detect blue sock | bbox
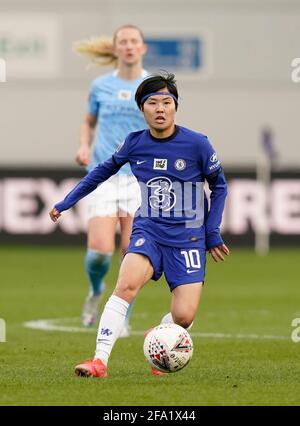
[84,249,112,296]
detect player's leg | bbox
[86,215,117,291]
[82,216,118,327]
[76,231,162,377]
[170,282,203,329]
[161,247,206,330]
[75,253,153,377]
[117,174,142,336]
[75,231,162,377]
[82,179,119,327]
[95,252,153,363]
[119,213,134,258]
[118,212,135,337]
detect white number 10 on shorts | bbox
[180,249,201,272]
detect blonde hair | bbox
[73,25,145,68]
[73,36,116,67]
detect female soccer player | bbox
[74,25,148,332]
[50,72,230,377]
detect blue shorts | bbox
[126,231,206,291]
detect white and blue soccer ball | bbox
[143,323,193,373]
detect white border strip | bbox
[23,318,289,341]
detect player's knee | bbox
[85,250,111,266]
[114,279,139,302]
[88,233,115,252]
[88,241,115,252]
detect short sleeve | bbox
[200,136,222,177]
[87,82,100,117]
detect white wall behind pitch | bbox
[0,0,299,167]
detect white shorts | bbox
[86,174,141,219]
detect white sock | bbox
[161,312,193,331]
[161,312,174,324]
[94,295,129,365]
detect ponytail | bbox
[73,36,117,67]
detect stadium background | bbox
[0,0,300,407]
[0,0,299,246]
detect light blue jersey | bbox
[87,70,148,174]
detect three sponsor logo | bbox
[147,176,176,211]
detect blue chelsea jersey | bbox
[87,70,148,173]
[55,125,227,249]
[112,126,227,248]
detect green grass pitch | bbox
[0,245,299,406]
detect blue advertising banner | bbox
[144,37,202,72]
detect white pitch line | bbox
[24,319,93,333]
[23,318,289,341]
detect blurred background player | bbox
[74,25,148,333]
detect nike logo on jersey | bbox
[187,269,198,274]
[136,160,146,165]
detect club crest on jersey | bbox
[134,238,145,247]
[118,90,132,100]
[153,159,168,170]
[174,159,186,171]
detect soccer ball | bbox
[143,323,193,373]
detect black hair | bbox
[135,71,178,110]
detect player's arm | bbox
[199,136,229,262]
[50,137,131,221]
[76,80,100,166]
[205,170,230,262]
[49,157,122,221]
[76,113,97,166]
[205,169,229,262]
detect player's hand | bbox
[209,244,230,262]
[49,207,61,223]
[75,145,90,166]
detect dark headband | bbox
[140,91,178,105]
